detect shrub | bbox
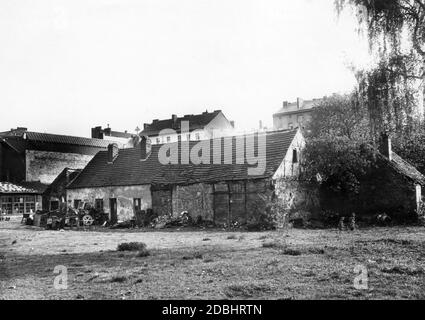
[117,242,147,252]
[110,275,128,283]
[137,248,150,258]
[282,248,302,256]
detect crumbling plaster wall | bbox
[26,150,93,184]
[67,185,151,221]
[172,183,214,221]
[273,130,305,178]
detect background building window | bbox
[166,136,171,143]
[195,133,200,140]
[156,138,161,144]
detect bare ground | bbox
[0,221,424,300]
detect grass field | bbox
[1,221,424,300]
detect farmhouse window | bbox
[292,149,298,163]
[134,198,142,212]
[95,199,104,212]
[74,199,81,209]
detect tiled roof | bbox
[25,132,112,148]
[141,110,222,136]
[0,131,118,155]
[67,129,299,189]
[0,182,41,194]
[384,152,425,185]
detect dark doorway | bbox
[109,198,117,224]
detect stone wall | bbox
[67,185,151,221]
[274,178,320,222]
[26,150,94,184]
[172,184,214,221]
[320,165,420,220]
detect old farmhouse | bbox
[66,129,308,225]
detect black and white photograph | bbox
[0,0,425,306]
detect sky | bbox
[0,0,371,137]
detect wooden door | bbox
[109,198,117,224]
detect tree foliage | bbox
[336,1,425,137]
[335,0,425,61]
[303,94,376,194]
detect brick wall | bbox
[26,150,93,184]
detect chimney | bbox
[104,127,112,136]
[91,126,103,139]
[107,143,119,164]
[143,123,150,130]
[172,114,178,128]
[283,101,289,108]
[297,98,304,110]
[259,120,263,130]
[10,127,28,136]
[380,133,392,161]
[230,121,235,128]
[140,136,152,161]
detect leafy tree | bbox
[303,94,376,195]
[336,1,425,173]
[307,93,370,141]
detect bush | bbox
[137,248,150,258]
[281,248,302,256]
[110,275,128,283]
[117,242,147,252]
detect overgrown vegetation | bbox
[117,242,147,252]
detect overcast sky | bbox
[0,0,370,137]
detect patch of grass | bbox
[262,241,286,249]
[117,242,147,252]
[238,236,246,241]
[202,238,211,242]
[381,265,424,276]
[137,248,150,258]
[227,235,237,240]
[258,235,269,240]
[224,283,272,298]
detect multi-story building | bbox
[140,110,235,145]
[0,127,118,185]
[273,98,322,131]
